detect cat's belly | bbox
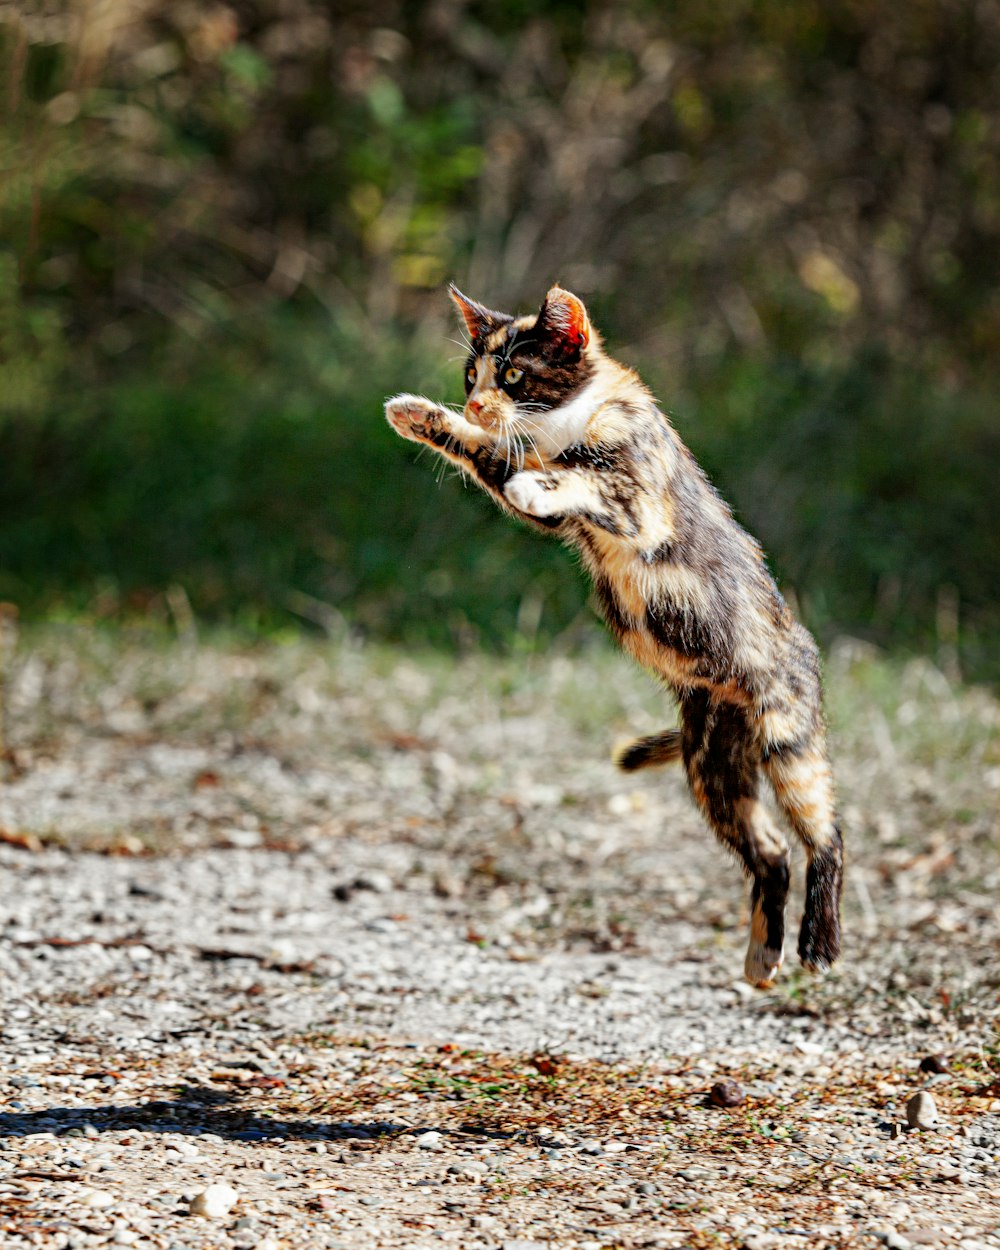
[594,559,772,699]
[621,627,699,684]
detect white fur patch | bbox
[522,378,603,457]
[505,473,550,516]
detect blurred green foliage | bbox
[0,0,998,678]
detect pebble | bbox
[415,1131,443,1149]
[447,1159,488,1176]
[709,1079,745,1108]
[918,1054,949,1074]
[81,1188,116,1208]
[872,1231,911,1250]
[189,1181,239,1218]
[906,1091,938,1129]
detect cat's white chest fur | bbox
[528,379,601,456]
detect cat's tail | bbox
[614,728,683,772]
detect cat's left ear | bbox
[449,284,505,343]
[536,286,590,359]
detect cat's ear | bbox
[449,284,504,343]
[536,286,590,359]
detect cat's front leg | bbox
[385,393,492,453]
[505,469,602,519]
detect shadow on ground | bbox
[0,1090,516,1145]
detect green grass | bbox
[1,313,998,683]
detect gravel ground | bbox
[0,623,997,1249]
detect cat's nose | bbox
[467,397,483,417]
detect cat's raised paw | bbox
[385,394,446,442]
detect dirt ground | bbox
[0,623,997,1249]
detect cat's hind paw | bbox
[385,394,447,442]
[744,942,784,990]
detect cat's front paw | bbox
[385,394,447,442]
[505,471,556,517]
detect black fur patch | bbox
[646,596,730,662]
[761,736,810,763]
[754,859,790,952]
[798,828,844,969]
[593,575,635,638]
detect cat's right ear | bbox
[449,284,503,343]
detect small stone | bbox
[358,1195,382,1207]
[81,1188,116,1208]
[415,1131,443,1149]
[890,1122,905,1139]
[709,1079,745,1108]
[354,870,392,893]
[742,1236,777,1250]
[918,1054,949,1074]
[875,1232,911,1250]
[906,1091,938,1129]
[189,1181,239,1218]
[636,1181,657,1195]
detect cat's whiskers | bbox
[495,413,528,473]
[506,414,543,469]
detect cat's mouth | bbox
[464,400,505,431]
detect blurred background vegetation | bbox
[1,0,998,679]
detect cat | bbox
[385,284,843,987]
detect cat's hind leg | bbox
[681,693,790,988]
[763,734,843,973]
[757,639,843,974]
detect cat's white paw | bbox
[385,394,446,441]
[505,472,552,516]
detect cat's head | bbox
[449,284,599,455]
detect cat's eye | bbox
[503,367,524,385]
[465,366,476,388]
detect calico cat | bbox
[385,285,843,987]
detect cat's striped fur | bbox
[385,284,843,987]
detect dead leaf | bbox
[0,828,42,852]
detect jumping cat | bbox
[385,285,843,987]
